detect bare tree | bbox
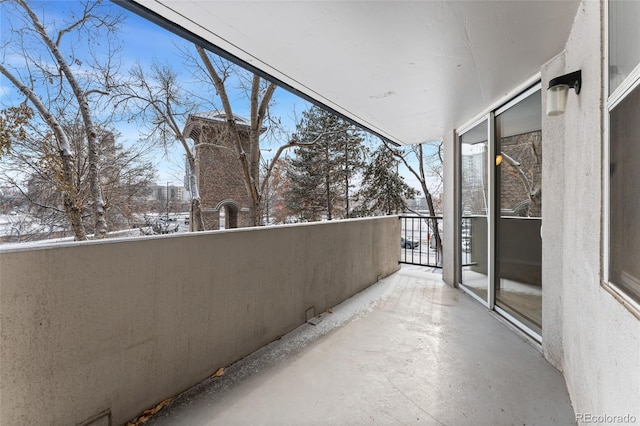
[0,0,124,239]
[381,139,443,250]
[194,45,278,226]
[0,186,60,243]
[0,64,87,239]
[0,119,156,241]
[113,62,206,231]
[99,134,157,230]
[173,43,356,227]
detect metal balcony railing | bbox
[399,215,443,268]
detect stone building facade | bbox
[183,112,252,230]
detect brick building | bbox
[461,129,542,218]
[498,130,542,217]
[183,112,252,230]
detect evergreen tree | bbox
[353,145,418,216]
[285,144,327,222]
[285,107,366,221]
[339,128,368,218]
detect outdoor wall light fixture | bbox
[546,70,582,116]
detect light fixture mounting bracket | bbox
[548,70,582,94]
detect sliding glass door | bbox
[495,89,542,337]
[459,85,542,339]
[459,119,490,305]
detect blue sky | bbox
[1,0,312,184]
[1,1,436,195]
[112,1,314,183]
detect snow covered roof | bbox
[193,111,250,126]
[183,111,251,140]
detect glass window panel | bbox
[609,84,640,306]
[495,90,542,335]
[460,120,489,303]
[609,0,640,94]
[496,91,542,218]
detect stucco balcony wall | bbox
[0,216,400,425]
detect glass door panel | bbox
[495,89,542,336]
[460,120,489,304]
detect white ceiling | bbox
[130,1,579,145]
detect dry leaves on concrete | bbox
[126,397,174,426]
[211,367,224,378]
[125,366,226,425]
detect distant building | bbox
[146,184,189,207]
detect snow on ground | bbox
[0,213,190,250]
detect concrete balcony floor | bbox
[146,266,574,426]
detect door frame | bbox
[458,82,543,341]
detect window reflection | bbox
[609,84,640,306]
[460,121,489,303]
[495,90,542,335]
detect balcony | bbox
[0,217,573,425]
[146,266,574,425]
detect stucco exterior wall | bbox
[0,217,400,425]
[541,51,566,371]
[543,0,640,421]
